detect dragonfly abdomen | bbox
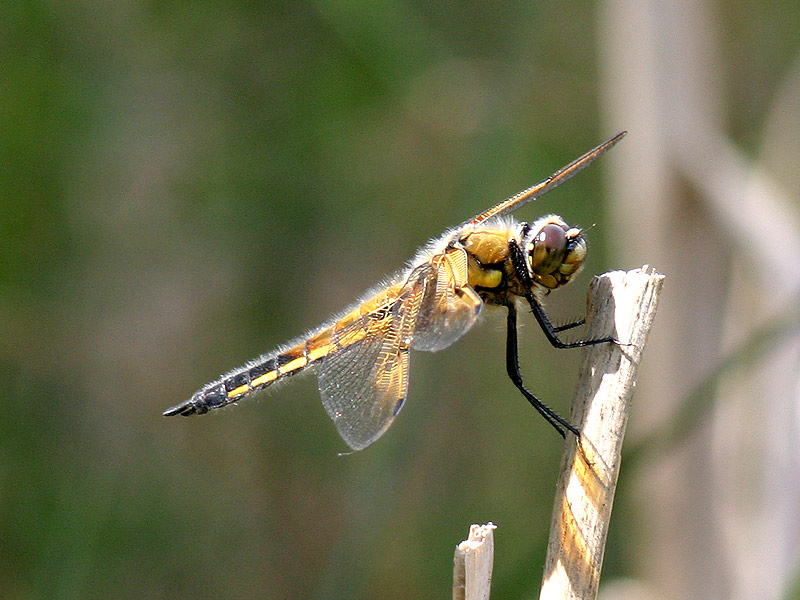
[164,337,327,416]
[165,284,404,417]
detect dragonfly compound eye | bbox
[531,223,568,277]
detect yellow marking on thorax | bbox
[461,229,512,290]
[467,259,503,289]
[462,229,512,265]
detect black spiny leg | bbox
[505,302,579,439]
[552,318,585,333]
[527,296,615,349]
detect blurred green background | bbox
[3,1,799,599]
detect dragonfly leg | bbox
[552,317,586,333]
[504,302,579,439]
[527,296,616,349]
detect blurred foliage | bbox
[1,1,797,598]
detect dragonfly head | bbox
[524,216,587,290]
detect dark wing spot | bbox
[393,397,405,416]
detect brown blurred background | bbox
[2,1,799,598]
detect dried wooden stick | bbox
[539,267,664,600]
[453,523,497,600]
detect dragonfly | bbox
[164,131,627,450]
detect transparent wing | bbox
[411,247,483,352]
[317,265,430,450]
[466,131,627,225]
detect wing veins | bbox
[316,264,433,449]
[466,131,627,225]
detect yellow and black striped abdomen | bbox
[164,332,335,416]
[163,281,406,417]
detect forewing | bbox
[317,267,429,450]
[466,132,626,225]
